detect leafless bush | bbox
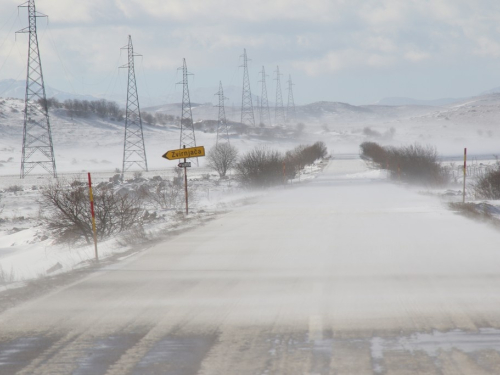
[40,179,143,244]
[284,141,328,176]
[146,181,184,210]
[146,180,198,210]
[120,224,148,245]
[473,166,500,199]
[206,142,239,178]
[363,127,381,137]
[360,141,447,186]
[0,264,15,285]
[6,185,23,193]
[236,147,284,188]
[236,142,328,187]
[360,141,388,167]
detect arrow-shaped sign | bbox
[162,146,205,160]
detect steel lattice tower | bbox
[286,75,296,124]
[177,58,198,164]
[215,81,230,145]
[17,0,56,178]
[274,66,285,126]
[240,49,255,127]
[121,35,148,177]
[258,66,271,126]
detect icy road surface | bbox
[2,159,500,374]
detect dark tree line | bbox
[38,97,177,125]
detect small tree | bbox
[206,142,239,178]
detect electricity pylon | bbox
[177,58,198,165]
[17,0,56,178]
[215,81,230,145]
[240,49,255,127]
[258,66,271,126]
[274,66,285,126]
[286,75,296,124]
[120,35,148,177]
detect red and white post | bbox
[463,148,467,203]
[88,172,99,262]
[183,145,189,215]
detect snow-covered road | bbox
[1,159,500,374]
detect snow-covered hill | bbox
[1,90,500,177]
[0,79,98,103]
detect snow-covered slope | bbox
[1,90,500,177]
[0,79,98,102]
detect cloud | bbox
[2,0,500,103]
[404,50,430,62]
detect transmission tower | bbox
[258,66,271,126]
[120,35,148,177]
[274,66,285,126]
[17,0,56,178]
[240,49,255,126]
[215,81,230,145]
[286,75,296,124]
[177,58,198,164]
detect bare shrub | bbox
[145,179,198,210]
[236,147,284,188]
[120,224,148,245]
[473,166,500,199]
[285,141,328,171]
[6,185,23,193]
[40,179,143,244]
[360,142,388,167]
[360,142,447,186]
[236,142,328,187]
[206,142,239,178]
[363,127,381,137]
[147,181,184,210]
[0,264,15,285]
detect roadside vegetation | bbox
[360,141,448,186]
[236,142,328,188]
[40,179,144,244]
[206,143,239,178]
[472,165,500,199]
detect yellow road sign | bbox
[162,146,205,160]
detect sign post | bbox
[162,145,205,215]
[183,146,189,215]
[87,172,98,262]
[463,148,467,203]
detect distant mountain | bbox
[153,85,263,107]
[0,79,98,102]
[480,87,500,95]
[375,97,465,107]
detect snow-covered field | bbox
[1,92,500,289]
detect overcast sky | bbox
[1,0,500,106]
